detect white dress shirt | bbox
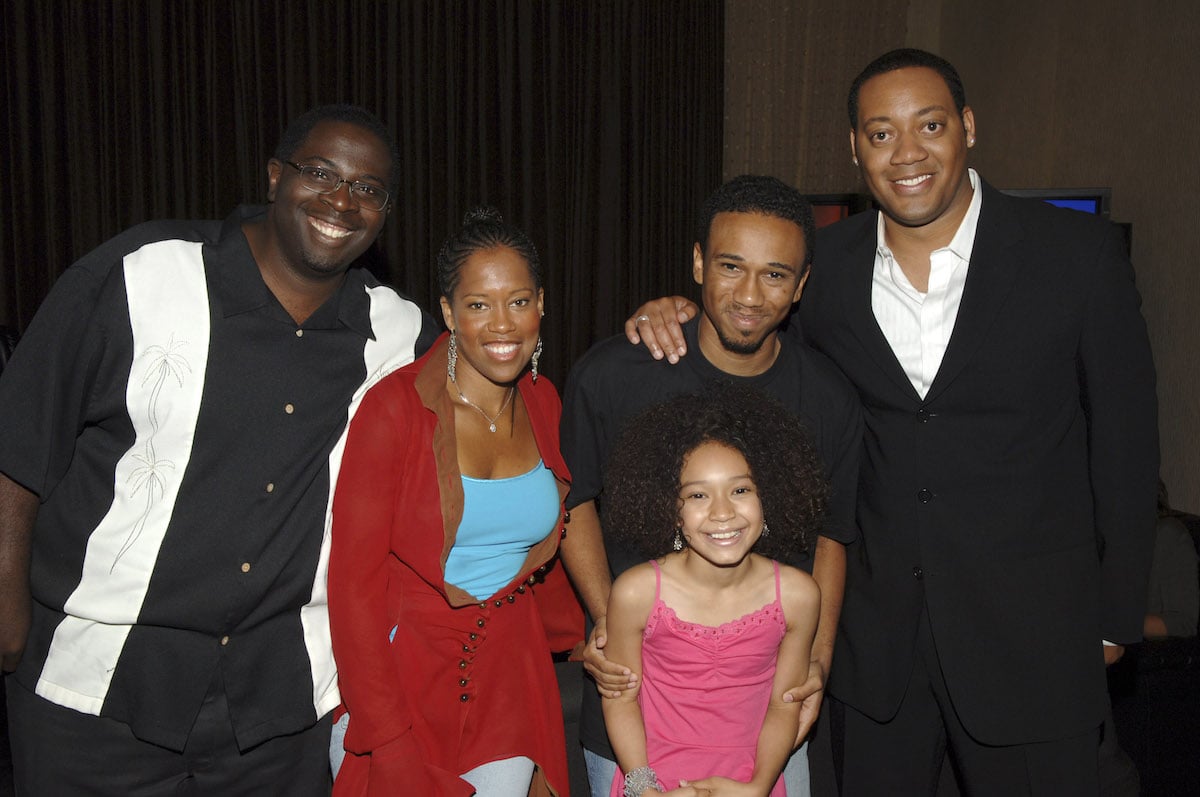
[871,168,983,398]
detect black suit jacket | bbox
[799,181,1159,745]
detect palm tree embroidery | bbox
[111,335,191,572]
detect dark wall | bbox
[0,1,724,388]
[723,0,1199,513]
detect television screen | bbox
[999,188,1111,218]
[1001,188,1129,253]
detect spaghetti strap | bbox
[650,558,663,601]
[772,560,782,604]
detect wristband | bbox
[623,765,664,797]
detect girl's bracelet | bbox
[623,765,664,797]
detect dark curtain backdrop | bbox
[0,0,723,387]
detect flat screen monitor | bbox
[999,188,1111,218]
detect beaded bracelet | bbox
[623,765,664,797]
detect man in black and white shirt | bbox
[0,105,436,794]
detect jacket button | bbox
[913,566,924,580]
[459,660,467,669]
[917,409,930,423]
[917,488,933,503]
[459,678,468,687]
[460,694,469,702]
[476,618,486,628]
[469,633,478,641]
[506,594,515,603]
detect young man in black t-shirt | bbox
[558,175,862,797]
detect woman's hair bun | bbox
[463,205,503,226]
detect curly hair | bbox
[436,206,542,299]
[602,384,829,562]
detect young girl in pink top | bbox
[601,386,826,797]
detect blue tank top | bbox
[445,460,559,600]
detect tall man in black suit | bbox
[629,49,1158,794]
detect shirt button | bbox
[918,488,933,503]
[476,618,485,628]
[469,633,478,641]
[266,483,275,493]
[295,329,304,338]
[913,566,924,580]
[460,694,469,702]
[462,644,470,653]
[459,678,468,687]
[459,660,468,669]
[220,635,230,646]
[284,403,295,414]
[240,562,251,573]
[917,409,930,423]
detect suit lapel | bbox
[834,213,922,402]
[924,183,1026,403]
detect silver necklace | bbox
[455,385,514,432]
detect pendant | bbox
[488,423,497,433]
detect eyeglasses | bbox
[284,161,390,212]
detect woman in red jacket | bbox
[329,207,578,796]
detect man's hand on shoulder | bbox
[624,297,698,363]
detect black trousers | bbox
[7,673,332,796]
[839,608,1101,797]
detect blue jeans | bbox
[329,712,350,781]
[585,742,810,796]
[462,756,536,796]
[333,712,534,794]
[584,748,618,797]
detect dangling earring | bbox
[761,521,770,538]
[447,331,458,383]
[531,337,543,382]
[672,527,684,551]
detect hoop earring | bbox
[672,527,684,551]
[447,331,458,383]
[531,337,543,382]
